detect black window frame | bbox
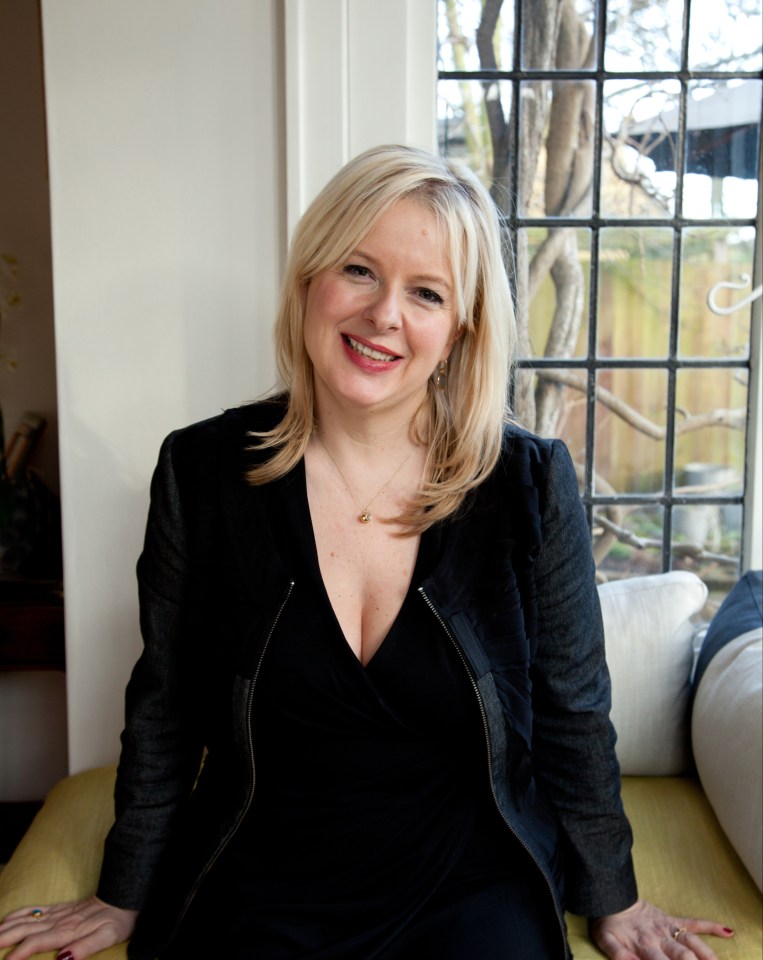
[438,0,762,577]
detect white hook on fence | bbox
[706,273,763,316]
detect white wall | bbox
[41,0,438,774]
[41,0,285,773]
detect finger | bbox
[2,928,70,960]
[1,903,54,922]
[59,923,129,960]
[681,918,735,940]
[662,925,725,960]
[5,942,69,960]
[632,945,669,960]
[0,913,57,948]
[47,908,135,960]
[593,928,640,960]
[0,904,92,956]
[0,904,70,937]
[0,911,101,960]
[675,930,720,960]
[0,901,78,935]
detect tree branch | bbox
[593,511,739,567]
[536,369,745,437]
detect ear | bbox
[442,321,464,360]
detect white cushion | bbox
[692,627,763,891]
[598,571,707,775]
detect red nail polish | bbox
[57,952,74,960]
[724,927,734,934]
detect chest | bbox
[308,505,421,666]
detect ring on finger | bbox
[30,909,44,921]
[672,927,687,941]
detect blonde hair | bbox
[249,144,516,533]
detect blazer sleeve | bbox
[97,431,206,911]
[530,439,638,917]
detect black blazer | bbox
[98,398,636,960]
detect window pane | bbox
[674,368,748,491]
[438,79,513,200]
[522,0,597,70]
[602,79,680,218]
[438,0,515,72]
[683,80,761,218]
[605,0,684,72]
[689,0,763,71]
[522,227,591,358]
[671,503,742,602]
[594,368,667,494]
[596,504,665,580]
[679,227,755,359]
[519,80,595,217]
[514,369,588,455]
[673,377,746,607]
[437,0,757,600]
[597,228,673,358]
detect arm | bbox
[98,430,206,909]
[0,433,203,960]
[531,441,734,958]
[530,439,636,916]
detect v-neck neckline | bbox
[280,459,441,670]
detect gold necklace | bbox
[315,432,413,524]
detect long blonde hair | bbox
[249,144,516,533]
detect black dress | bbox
[164,471,557,959]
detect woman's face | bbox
[303,198,458,423]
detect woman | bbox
[0,145,733,960]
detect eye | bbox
[343,263,372,279]
[416,287,445,306]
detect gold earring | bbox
[435,360,448,390]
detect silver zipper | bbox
[418,585,569,959]
[171,580,295,933]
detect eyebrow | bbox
[351,248,453,293]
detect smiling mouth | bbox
[343,335,401,362]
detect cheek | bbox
[305,280,362,333]
[419,316,460,361]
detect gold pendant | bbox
[359,511,372,523]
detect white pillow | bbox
[598,571,707,775]
[692,627,763,891]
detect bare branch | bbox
[593,511,738,567]
[569,458,627,565]
[444,0,491,181]
[536,369,746,437]
[477,0,512,204]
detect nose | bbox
[365,285,402,330]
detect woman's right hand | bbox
[0,895,137,960]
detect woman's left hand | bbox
[590,899,734,959]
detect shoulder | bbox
[149,396,289,500]
[477,423,580,525]
[171,394,288,445]
[165,395,288,464]
[495,421,559,488]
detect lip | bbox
[341,333,403,371]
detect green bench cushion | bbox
[1,769,761,959]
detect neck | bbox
[309,398,428,525]
[312,397,424,461]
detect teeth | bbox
[345,336,397,362]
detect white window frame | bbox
[283,0,437,232]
